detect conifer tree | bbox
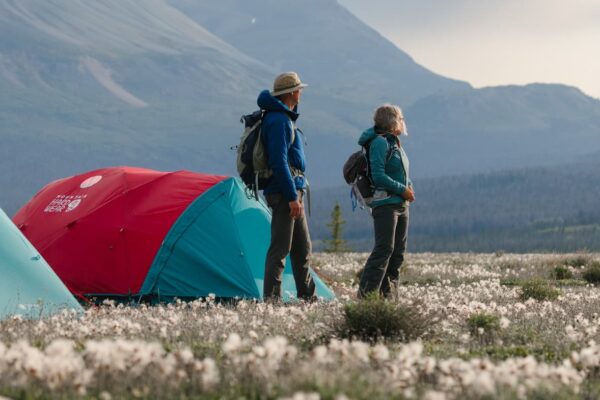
[324,202,350,252]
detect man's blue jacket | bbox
[257,90,307,202]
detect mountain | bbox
[404,84,600,177]
[0,0,271,108]
[165,0,473,185]
[1,0,600,230]
[167,0,469,108]
[166,0,600,181]
[311,159,600,252]
[0,0,470,213]
[0,0,274,213]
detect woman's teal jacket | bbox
[358,127,411,208]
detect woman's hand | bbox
[402,187,415,202]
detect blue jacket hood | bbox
[358,127,399,147]
[257,90,299,121]
[358,127,378,146]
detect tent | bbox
[0,209,82,319]
[13,167,334,302]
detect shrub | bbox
[583,261,600,284]
[467,313,500,335]
[551,266,573,280]
[498,259,528,270]
[467,313,500,344]
[563,255,591,268]
[519,280,561,301]
[337,294,430,342]
[500,277,522,286]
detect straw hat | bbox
[270,72,308,96]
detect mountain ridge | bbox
[1,0,600,235]
[404,83,600,177]
[167,0,471,107]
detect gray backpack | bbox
[343,137,392,208]
[236,110,295,199]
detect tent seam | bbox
[224,179,262,298]
[139,185,229,296]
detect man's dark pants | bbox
[358,203,409,298]
[264,192,315,300]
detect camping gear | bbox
[0,208,82,319]
[13,167,334,302]
[236,110,272,198]
[343,138,392,210]
[235,110,299,200]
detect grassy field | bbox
[3,252,600,399]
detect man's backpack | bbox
[235,110,295,199]
[343,138,392,209]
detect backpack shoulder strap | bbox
[385,140,394,161]
[378,135,394,162]
[291,125,299,146]
[363,135,393,159]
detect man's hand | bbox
[289,200,304,219]
[402,187,415,202]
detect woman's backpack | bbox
[342,138,392,209]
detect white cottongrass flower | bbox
[423,390,447,400]
[471,371,495,396]
[222,333,244,354]
[312,345,330,364]
[195,357,220,388]
[0,252,599,398]
[278,392,320,400]
[334,395,350,400]
[371,343,390,362]
[99,392,112,400]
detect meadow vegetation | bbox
[2,253,600,399]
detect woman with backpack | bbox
[358,104,415,298]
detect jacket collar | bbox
[257,90,299,121]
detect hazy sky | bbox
[338,0,600,99]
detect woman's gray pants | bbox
[358,203,409,298]
[263,193,315,300]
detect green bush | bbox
[467,313,500,344]
[583,261,600,284]
[551,265,573,280]
[500,277,522,286]
[520,280,561,301]
[562,255,591,268]
[468,345,529,360]
[498,259,528,270]
[338,295,429,342]
[467,313,500,335]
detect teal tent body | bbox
[0,209,82,319]
[140,178,335,301]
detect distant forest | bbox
[310,160,600,252]
[6,159,599,254]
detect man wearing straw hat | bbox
[257,72,315,301]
